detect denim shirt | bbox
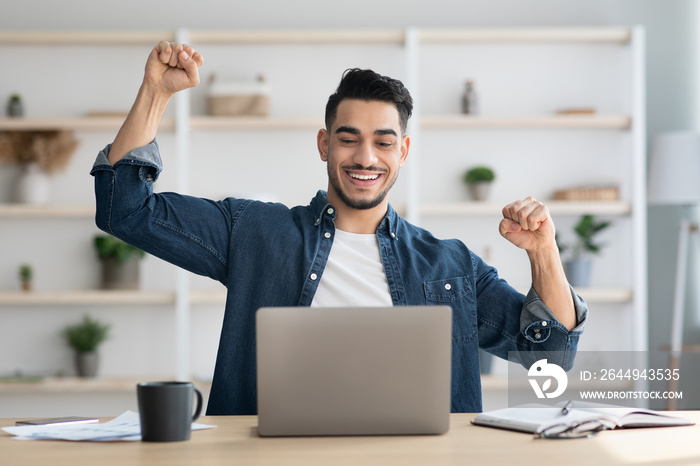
[91,140,587,415]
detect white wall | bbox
[0,0,668,29]
[1,0,699,410]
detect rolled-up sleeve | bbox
[90,140,162,238]
[90,139,233,284]
[90,139,162,181]
[520,285,587,343]
[474,251,587,372]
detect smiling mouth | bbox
[348,172,381,181]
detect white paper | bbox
[2,411,216,441]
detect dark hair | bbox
[325,68,413,135]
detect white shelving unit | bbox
[0,27,647,387]
[411,26,647,356]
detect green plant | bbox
[463,166,495,184]
[94,235,145,263]
[558,214,612,260]
[62,315,111,353]
[18,264,32,281]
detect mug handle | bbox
[192,387,203,422]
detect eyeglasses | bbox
[535,420,608,440]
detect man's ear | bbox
[399,135,410,167]
[317,129,329,162]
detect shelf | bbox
[571,288,634,303]
[512,287,633,303]
[0,290,174,306]
[0,116,175,131]
[0,30,175,45]
[0,27,632,47]
[0,117,172,132]
[190,289,227,305]
[189,29,405,45]
[195,115,632,130]
[190,116,323,130]
[418,27,632,44]
[0,204,95,219]
[0,289,227,306]
[0,115,630,132]
[419,201,632,217]
[0,376,211,393]
[422,115,631,130]
[480,374,636,392]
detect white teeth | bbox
[349,173,379,180]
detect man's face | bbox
[318,99,409,211]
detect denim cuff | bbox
[520,285,587,342]
[90,139,163,182]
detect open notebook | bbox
[472,401,694,434]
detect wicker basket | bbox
[552,185,620,201]
[207,75,269,116]
[208,95,269,116]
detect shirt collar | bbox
[309,190,400,240]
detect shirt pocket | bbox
[424,276,477,344]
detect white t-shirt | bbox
[310,228,393,307]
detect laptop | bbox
[255,305,452,436]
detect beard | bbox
[327,164,397,210]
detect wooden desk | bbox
[2,412,700,465]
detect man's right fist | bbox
[144,41,204,96]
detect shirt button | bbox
[444,283,452,291]
[327,208,334,215]
[324,232,331,239]
[390,232,396,239]
[542,321,548,327]
[535,333,542,339]
[310,273,318,281]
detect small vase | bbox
[468,182,491,201]
[100,256,140,289]
[13,163,51,204]
[75,351,100,377]
[564,259,592,287]
[7,96,24,117]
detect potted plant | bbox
[62,315,111,377]
[463,166,495,201]
[558,214,612,287]
[6,94,24,117]
[94,235,146,289]
[18,264,32,291]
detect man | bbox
[92,41,587,415]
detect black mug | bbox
[137,381,203,442]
